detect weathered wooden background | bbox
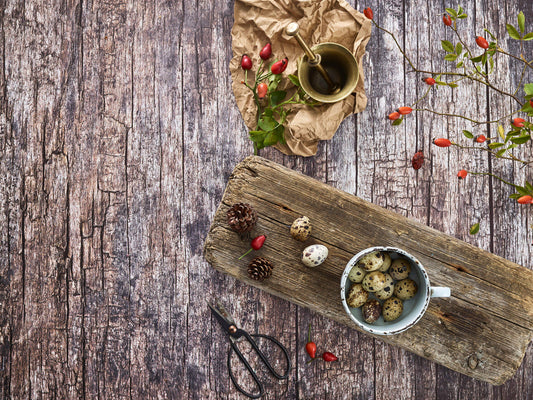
[1,0,532,399]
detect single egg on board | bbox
[301,244,328,268]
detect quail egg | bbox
[375,273,395,300]
[389,258,411,280]
[348,264,367,283]
[394,278,418,300]
[383,297,404,321]
[357,251,385,272]
[362,299,382,324]
[346,283,369,308]
[378,252,392,272]
[362,271,387,292]
[290,216,312,242]
[301,244,328,268]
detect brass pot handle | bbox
[285,22,338,93]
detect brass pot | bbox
[297,42,359,103]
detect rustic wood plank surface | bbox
[1,0,532,399]
[204,155,533,385]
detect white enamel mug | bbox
[340,247,451,335]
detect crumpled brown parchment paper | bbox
[230,0,372,156]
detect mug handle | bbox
[430,287,451,298]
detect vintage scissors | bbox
[208,301,291,398]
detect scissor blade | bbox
[208,301,235,332]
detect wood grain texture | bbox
[1,0,533,398]
[204,155,533,386]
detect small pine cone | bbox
[247,257,274,281]
[227,203,257,233]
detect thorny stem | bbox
[497,47,533,69]
[452,142,527,164]
[372,20,523,104]
[467,171,519,189]
[416,108,520,126]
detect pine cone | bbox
[227,203,257,233]
[248,257,274,281]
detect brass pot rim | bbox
[297,42,359,104]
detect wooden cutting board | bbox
[203,155,533,385]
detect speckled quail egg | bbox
[382,297,404,321]
[357,251,385,272]
[378,252,392,272]
[361,271,387,292]
[389,258,412,280]
[301,244,328,268]
[375,273,395,300]
[346,283,369,308]
[394,278,418,300]
[348,264,367,283]
[290,216,312,242]
[362,299,382,324]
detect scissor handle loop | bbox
[228,340,264,399]
[227,330,291,398]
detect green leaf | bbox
[258,115,278,131]
[506,24,521,40]
[524,84,533,95]
[267,74,281,91]
[446,8,458,18]
[484,28,496,40]
[510,193,523,199]
[445,54,458,61]
[518,11,525,34]
[436,80,447,86]
[448,83,458,88]
[441,40,455,53]
[458,6,464,15]
[523,32,533,41]
[516,186,530,196]
[525,181,533,192]
[288,74,300,87]
[463,130,474,139]
[263,131,278,147]
[455,42,463,55]
[392,117,403,126]
[488,142,504,149]
[496,148,507,157]
[489,56,494,73]
[481,52,487,65]
[249,130,266,139]
[470,55,483,63]
[520,101,533,113]
[511,135,531,144]
[498,124,505,139]
[269,90,287,106]
[456,61,464,68]
[458,14,467,19]
[469,223,480,235]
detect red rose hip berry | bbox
[388,111,400,121]
[259,43,272,60]
[411,151,424,170]
[241,54,253,70]
[433,138,452,147]
[257,82,268,99]
[457,169,468,179]
[363,7,373,20]
[475,36,489,49]
[517,195,533,204]
[443,14,452,26]
[397,106,412,115]
[474,134,486,143]
[423,77,436,85]
[512,118,525,128]
[271,57,288,74]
